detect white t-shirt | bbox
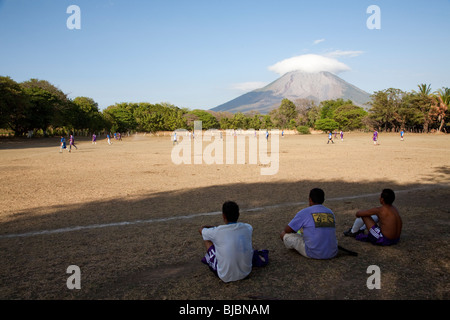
[202,222,253,282]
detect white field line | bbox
[0,184,447,239]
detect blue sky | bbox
[0,0,449,110]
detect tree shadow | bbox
[0,178,422,236]
[420,165,450,184]
[0,136,94,150]
[0,178,449,300]
[434,165,450,176]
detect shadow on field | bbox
[0,178,430,236]
[421,165,450,184]
[0,136,95,150]
[0,179,449,300]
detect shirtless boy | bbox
[353,189,402,246]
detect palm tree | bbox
[415,83,433,132]
[432,87,450,132]
[418,83,432,95]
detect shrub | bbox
[297,125,311,134]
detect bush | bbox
[296,126,311,134]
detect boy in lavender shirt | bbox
[280,188,338,259]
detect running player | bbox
[59,136,67,153]
[69,134,78,152]
[373,130,378,145]
[327,131,334,144]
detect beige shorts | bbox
[283,233,309,258]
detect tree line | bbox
[1,75,448,137]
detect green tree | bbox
[306,104,321,128]
[218,116,232,130]
[320,99,353,120]
[0,76,30,135]
[186,109,219,130]
[161,103,187,131]
[103,103,137,133]
[72,97,105,133]
[247,112,263,130]
[230,112,249,129]
[431,87,450,132]
[333,104,367,130]
[413,84,434,132]
[132,103,184,133]
[314,118,339,132]
[369,88,406,131]
[397,92,423,131]
[270,98,298,128]
[20,79,69,135]
[261,114,273,129]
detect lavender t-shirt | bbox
[288,204,338,259]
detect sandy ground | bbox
[0,131,449,302]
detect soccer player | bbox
[173,131,178,145]
[59,136,67,153]
[69,134,78,152]
[373,130,378,145]
[327,131,334,144]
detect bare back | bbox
[377,205,402,240]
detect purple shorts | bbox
[201,246,269,270]
[201,245,218,276]
[356,225,399,246]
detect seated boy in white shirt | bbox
[199,201,254,283]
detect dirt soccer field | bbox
[0,131,449,300]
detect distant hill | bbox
[211,71,372,114]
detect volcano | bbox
[211,71,372,114]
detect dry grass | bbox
[0,132,449,300]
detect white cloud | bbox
[313,39,325,45]
[325,50,364,58]
[230,81,268,92]
[268,54,351,75]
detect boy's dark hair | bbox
[222,201,239,222]
[309,188,325,204]
[381,189,395,205]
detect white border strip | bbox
[0,185,446,239]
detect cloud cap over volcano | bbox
[268,53,352,75]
